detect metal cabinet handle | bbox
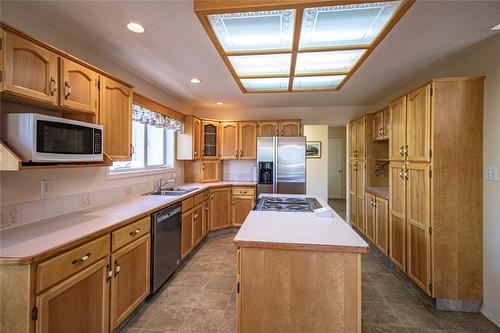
[240,150,243,158]
[106,264,112,281]
[114,260,120,277]
[49,77,57,96]
[205,206,208,212]
[194,150,197,156]
[211,194,214,199]
[399,146,405,157]
[130,145,135,157]
[72,253,91,264]
[241,191,247,194]
[353,150,358,157]
[232,199,235,206]
[399,169,405,179]
[193,214,198,220]
[202,163,205,170]
[129,228,140,236]
[405,170,409,180]
[405,145,409,157]
[64,81,72,99]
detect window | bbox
[110,104,180,173]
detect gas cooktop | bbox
[254,197,322,212]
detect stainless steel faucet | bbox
[157,174,176,191]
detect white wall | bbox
[303,125,329,201]
[223,160,256,182]
[328,127,347,199]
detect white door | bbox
[328,137,342,199]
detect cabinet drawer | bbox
[37,235,110,293]
[204,190,210,201]
[233,187,255,196]
[194,192,205,206]
[112,216,150,252]
[182,197,194,212]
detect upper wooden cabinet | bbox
[406,85,431,162]
[99,76,133,161]
[177,116,201,160]
[201,120,219,159]
[220,122,238,159]
[349,116,368,160]
[373,107,390,141]
[3,31,58,105]
[349,121,357,159]
[389,96,407,161]
[238,122,257,159]
[59,57,99,114]
[258,121,279,136]
[279,120,301,136]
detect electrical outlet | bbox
[41,180,51,196]
[486,167,498,181]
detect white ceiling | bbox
[2,1,500,111]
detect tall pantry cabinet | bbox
[388,77,483,306]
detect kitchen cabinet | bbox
[232,187,256,227]
[258,121,279,136]
[406,85,431,162]
[389,96,407,161]
[238,122,257,159]
[99,76,133,161]
[356,118,366,160]
[3,31,59,105]
[202,160,220,182]
[192,203,204,246]
[0,27,4,91]
[349,162,358,229]
[110,234,150,330]
[220,122,239,159]
[349,121,357,159]
[279,120,301,136]
[35,258,110,333]
[356,161,366,233]
[177,115,201,160]
[383,108,391,140]
[209,187,231,231]
[365,193,376,242]
[59,57,99,114]
[201,120,219,159]
[181,210,194,259]
[389,162,406,271]
[203,198,210,237]
[373,107,389,141]
[184,160,221,183]
[375,196,389,256]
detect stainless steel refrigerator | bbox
[256,137,306,196]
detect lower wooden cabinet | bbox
[375,197,389,256]
[210,187,231,231]
[389,162,406,271]
[181,210,194,259]
[110,234,150,330]
[232,195,255,226]
[203,199,210,237]
[35,257,110,333]
[192,203,204,246]
[365,193,376,242]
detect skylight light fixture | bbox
[194,0,413,93]
[126,22,145,33]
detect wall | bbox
[303,125,328,201]
[222,160,256,182]
[328,127,347,199]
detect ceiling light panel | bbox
[299,1,402,49]
[293,75,346,90]
[295,50,366,74]
[208,9,296,52]
[241,77,289,92]
[229,54,291,76]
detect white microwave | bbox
[2,113,103,163]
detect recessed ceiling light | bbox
[190,78,201,84]
[492,24,500,30]
[127,22,145,33]
[216,102,224,105]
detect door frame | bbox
[328,137,343,199]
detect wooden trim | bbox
[0,141,22,170]
[234,240,370,254]
[133,93,185,122]
[287,7,303,91]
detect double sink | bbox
[148,187,198,196]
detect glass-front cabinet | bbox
[201,120,219,159]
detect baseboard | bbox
[480,308,500,328]
[436,298,482,312]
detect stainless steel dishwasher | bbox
[151,203,181,294]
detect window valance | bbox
[132,104,184,133]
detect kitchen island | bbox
[234,195,369,333]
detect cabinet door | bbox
[375,197,389,256]
[4,32,58,104]
[365,193,376,242]
[389,162,406,271]
[349,121,357,159]
[210,187,231,231]
[349,163,357,228]
[406,85,431,162]
[201,120,219,159]
[0,27,4,92]
[389,96,407,161]
[192,204,203,246]
[202,200,210,237]
[193,117,201,160]
[356,162,366,232]
[373,111,384,141]
[60,57,99,114]
[201,161,220,182]
[220,122,238,159]
[383,108,391,140]
[406,163,431,293]
[181,211,194,259]
[279,120,301,136]
[36,258,110,333]
[99,76,133,160]
[110,235,150,330]
[258,121,279,137]
[356,118,366,160]
[239,122,257,159]
[232,196,255,226]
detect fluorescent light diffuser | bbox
[241,77,289,92]
[126,22,145,33]
[299,2,402,49]
[208,9,296,52]
[295,50,366,74]
[229,54,291,76]
[190,78,201,83]
[293,75,346,90]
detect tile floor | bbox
[121,200,499,333]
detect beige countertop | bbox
[365,187,389,199]
[234,196,369,253]
[0,181,255,264]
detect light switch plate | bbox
[485,167,498,181]
[41,180,51,196]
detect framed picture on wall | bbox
[306,141,321,158]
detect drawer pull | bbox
[114,260,120,277]
[129,228,141,236]
[241,191,247,194]
[72,253,91,264]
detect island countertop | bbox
[234,195,369,253]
